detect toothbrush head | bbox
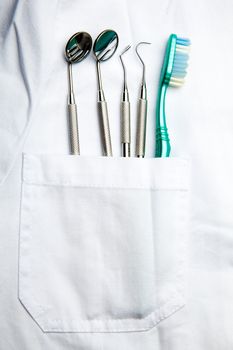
[162,34,191,88]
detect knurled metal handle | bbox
[121,101,131,144]
[98,101,113,157]
[68,103,80,155]
[136,98,147,157]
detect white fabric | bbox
[0,0,233,349]
[19,155,188,332]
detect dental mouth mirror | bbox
[93,29,119,157]
[65,31,92,155]
[120,45,131,157]
[135,41,151,158]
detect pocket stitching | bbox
[19,185,188,332]
[19,155,189,333]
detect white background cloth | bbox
[0,0,233,349]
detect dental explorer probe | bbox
[135,42,151,158]
[120,45,131,157]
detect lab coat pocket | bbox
[19,154,190,333]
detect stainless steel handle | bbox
[97,100,113,156]
[121,101,131,157]
[136,98,147,158]
[68,103,80,155]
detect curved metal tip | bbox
[120,44,131,57]
[136,41,151,48]
[135,41,151,85]
[120,45,131,90]
[135,42,151,62]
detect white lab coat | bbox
[0,0,233,348]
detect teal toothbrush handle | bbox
[155,83,171,157]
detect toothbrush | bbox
[155,34,191,157]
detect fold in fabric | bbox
[0,0,59,185]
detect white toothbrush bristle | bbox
[176,44,190,52]
[170,77,185,87]
[169,82,184,87]
[170,77,185,83]
[169,35,191,87]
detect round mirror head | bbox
[65,32,92,63]
[93,29,119,61]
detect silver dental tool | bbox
[120,45,131,157]
[135,42,151,158]
[65,32,92,155]
[93,30,119,157]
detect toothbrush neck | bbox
[155,83,171,157]
[156,83,167,127]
